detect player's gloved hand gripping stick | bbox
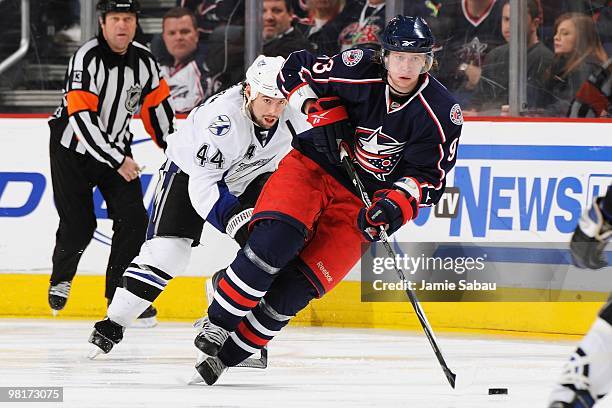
[339,145,457,389]
[306,97,353,164]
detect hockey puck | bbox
[488,388,508,395]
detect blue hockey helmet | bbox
[381,15,435,53]
[96,0,141,14]
[380,15,435,74]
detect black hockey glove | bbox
[570,197,611,269]
[306,97,353,164]
[357,189,417,242]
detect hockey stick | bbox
[339,146,457,389]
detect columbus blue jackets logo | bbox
[125,85,142,114]
[342,49,363,67]
[354,126,406,181]
[208,115,231,136]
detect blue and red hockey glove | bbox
[357,189,418,242]
[306,97,353,164]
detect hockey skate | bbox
[191,356,227,385]
[199,269,268,368]
[549,387,595,408]
[193,316,229,357]
[195,270,228,359]
[549,346,598,408]
[48,281,71,316]
[131,305,158,328]
[88,318,125,359]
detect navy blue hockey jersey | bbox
[278,48,463,208]
[431,0,505,93]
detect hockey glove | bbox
[570,197,611,269]
[357,189,418,242]
[306,97,352,164]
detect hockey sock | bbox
[218,300,292,367]
[562,318,612,400]
[217,265,318,367]
[106,263,172,327]
[207,220,305,332]
[107,287,152,327]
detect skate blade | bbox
[51,309,59,317]
[131,316,158,328]
[188,371,205,385]
[87,346,105,360]
[196,350,211,365]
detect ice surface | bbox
[0,319,609,408]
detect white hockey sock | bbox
[107,287,152,328]
[579,317,612,398]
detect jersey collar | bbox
[385,74,430,114]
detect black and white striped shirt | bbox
[49,35,175,168]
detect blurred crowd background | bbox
[0,0,610,117]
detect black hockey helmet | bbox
[381,15,434,54]
[96,0,141,15]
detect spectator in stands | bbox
[540,0,607,47]
[161,7,215,113]
[47,0,81,44]
[465,0,553,115]
[537,12,608,116]
[313,0,387,56]
[404,0,442,23]
[594,1,612,55]
[205,0,313,92]
[262,0,313,56]
[297,0,345,54]
[152,1,242,61]
[291,0,309,18]
[568,57,612,117]
[431,0,506,105]
[178,0,244,40]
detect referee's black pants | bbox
[49,139,148,301]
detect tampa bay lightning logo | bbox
[354,126,405,181]
[208,115,231,136]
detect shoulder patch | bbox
[342,49,364,67]
[450,104,463,126]
[208,115,231,136]
[72,70,83,83]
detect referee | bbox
[48,0,175,320]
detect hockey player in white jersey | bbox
[87,55,309,357]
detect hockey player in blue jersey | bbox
[191,15,463,385]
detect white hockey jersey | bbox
[161,61,207,114]
[165,85,310,227]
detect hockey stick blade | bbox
[340,146,457,389]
